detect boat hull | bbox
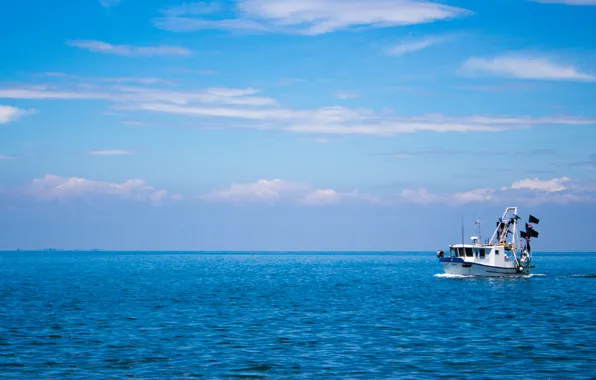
[439,257,521,277]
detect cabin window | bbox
[479,249,486,259]
[495,249,499,255]
[450,247,456,257]
[465,248,473,257]
[457,248,464,257]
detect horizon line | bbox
[1,249,594,254]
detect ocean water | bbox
[1,252,595,379]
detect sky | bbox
[1,0,595,251]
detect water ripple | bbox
[0,252,595,378]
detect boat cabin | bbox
[447,243,515,268]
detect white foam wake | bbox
[433,273,475,279]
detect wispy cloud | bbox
[129,104,596,136]
[154,0,471,35]
[154,18,271,33]
[98,77,176,85]
[0,105,35,124]
[202,176,596,206]
[1,83,594,137]
[400,176,595,205]
[530,0,596,5]
[121,121,152,126]
[202,179,309,203]
[34,72,176,85]
[67,40,191,56]
[388,36,442,56]
[461,53,596,82]
[400,187,497,205]
[455,82,544,93]
[0,155,16,160]
[168,68,220,76]
[569,154,596,169]
[301,189,382,206]
[40,72,69,77]
[380,147,561,159]
[201,179,380,206]
[299,137,336,144]
[89,149,134,156]
[28,174,181,203]
[511,176,571,192]
[0,85,277,107]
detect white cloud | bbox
[461,54,596,81]
[89,149,134,156]
[400,188,496,205]
[0,85,277,107]
[201,179,379,206]
[100,77,176,85]
[36,72,175,85]
[0,105,34,124]
[129,103,596,136]
[0,155,16,160]
[1,83,594,137]
[153,18,272,33]
[301,189,383,206]
[67,40,191,56]
[121,120,151,126]
[299,137,335,143]
[202,179,309,203]
[530,0,596,5]
[0,88,108,100]
[400,177,594,205]
[301,189,342,205]
[119,87,277,106]
[388,36,441,56]
[510,176,570,193]
[154,0,471,35]
[28,175,180,203]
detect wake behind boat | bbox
[436,207,540,277]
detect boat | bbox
[436,207,540,277]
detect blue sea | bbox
[1,251,595,379]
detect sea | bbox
[1,251,595,379]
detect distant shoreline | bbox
[1,250,594,254]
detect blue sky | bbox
[1,0,595,251]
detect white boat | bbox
[436,207,540,277]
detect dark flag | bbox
[529,215,540,224]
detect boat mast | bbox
[461,216,464,249]
[511,207,518,255]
